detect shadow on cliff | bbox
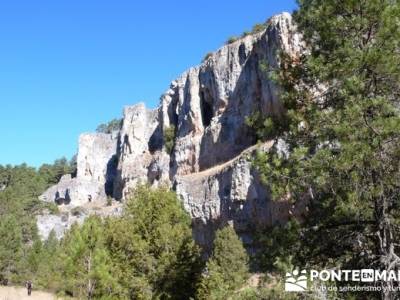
[191,161,274,254]
[111,133,124,200]
[105,154,119,197]
[197,27,283,172]
[113,112,165,200]
[191,25,289,254]
[192,161,297,260]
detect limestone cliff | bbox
[40,132,118,206]
[38,12,305,247]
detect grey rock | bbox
[174,142,306,249]
[38,13,307,247]
[112,103,163,199]
[161,12,303,179]
[37,212,86,240]
[40,132,118,206]
[76,132,119,186]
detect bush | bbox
[61,216,117,299]
[251,23,267,34]
[226,36,238,44]
[96,118,122,134]
[163,125,176,154]
[70,206,87,217]
[232,286,298,300]
[241,31,251,38]
[42,202,60,215]
[245,111,278,141]
[106,196,112,206]
[255,220,301,272]
[106,185,203,299]
[39,157,76,185]
[202,52,213,62]
[240,23,267,39]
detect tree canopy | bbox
[251,0,400,298]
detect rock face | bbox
[174,142,307,251]
[37,212,86,240]
[112,103,168,200]
[38,133,118,239]
[162,12,302,179]
[37,202,123,240]
[76,132,119,193]
[39,12,305,246]
[40,133,118,206]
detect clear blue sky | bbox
[0,0,297,167]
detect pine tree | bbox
[24,230,64,292]
[105,185,203,300]
[253,0,400,298]
[0,215,23,284]
[197,226,249,300]
[61,216,117,299]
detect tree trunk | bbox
[375,195,398,300]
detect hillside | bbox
[38,12,304,250]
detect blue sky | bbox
[0,0,297,167]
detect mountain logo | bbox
[285,268,308,292]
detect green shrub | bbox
[70,206,86,217]
[202,52,213,62]
[255,220,301,273]
[226,36,238,44]
[163,125,176,154]
[245,111,277,141]
[96,118,122,134]
[241,31,251,38]
[196,226,249,299]
[106,185,203,299]
[106,196,112,206]
[251,23,267,34]
[42,202,60,215]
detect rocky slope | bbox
[38,12,305,248]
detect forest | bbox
[1,0,400,299]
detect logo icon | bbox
[361,269,374,282]
[285,268,308,292]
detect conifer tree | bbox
[105,185,202,300]
[0,215,23,284]
[61,216,117,299]
[35,231,62,291]
[197,226,249,300]
[254,0,400,298]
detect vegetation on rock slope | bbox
[0,159,75,285]
[96,118,122,134]
[250,0,400,299]
[2,1,400,299]
[16,186,254,299]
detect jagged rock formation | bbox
[38,132,119,239]
[40,133,118,206]
[39,12,305,246]
[112,103,168,200]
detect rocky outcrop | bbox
[161,12,302,179]
[174,142,307,250]
[76,132,119,191]
[112,103,168,199]
[40,132,118,206]
[38,12,305,246]
[37,202,123,240]
[37,211,85,240]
